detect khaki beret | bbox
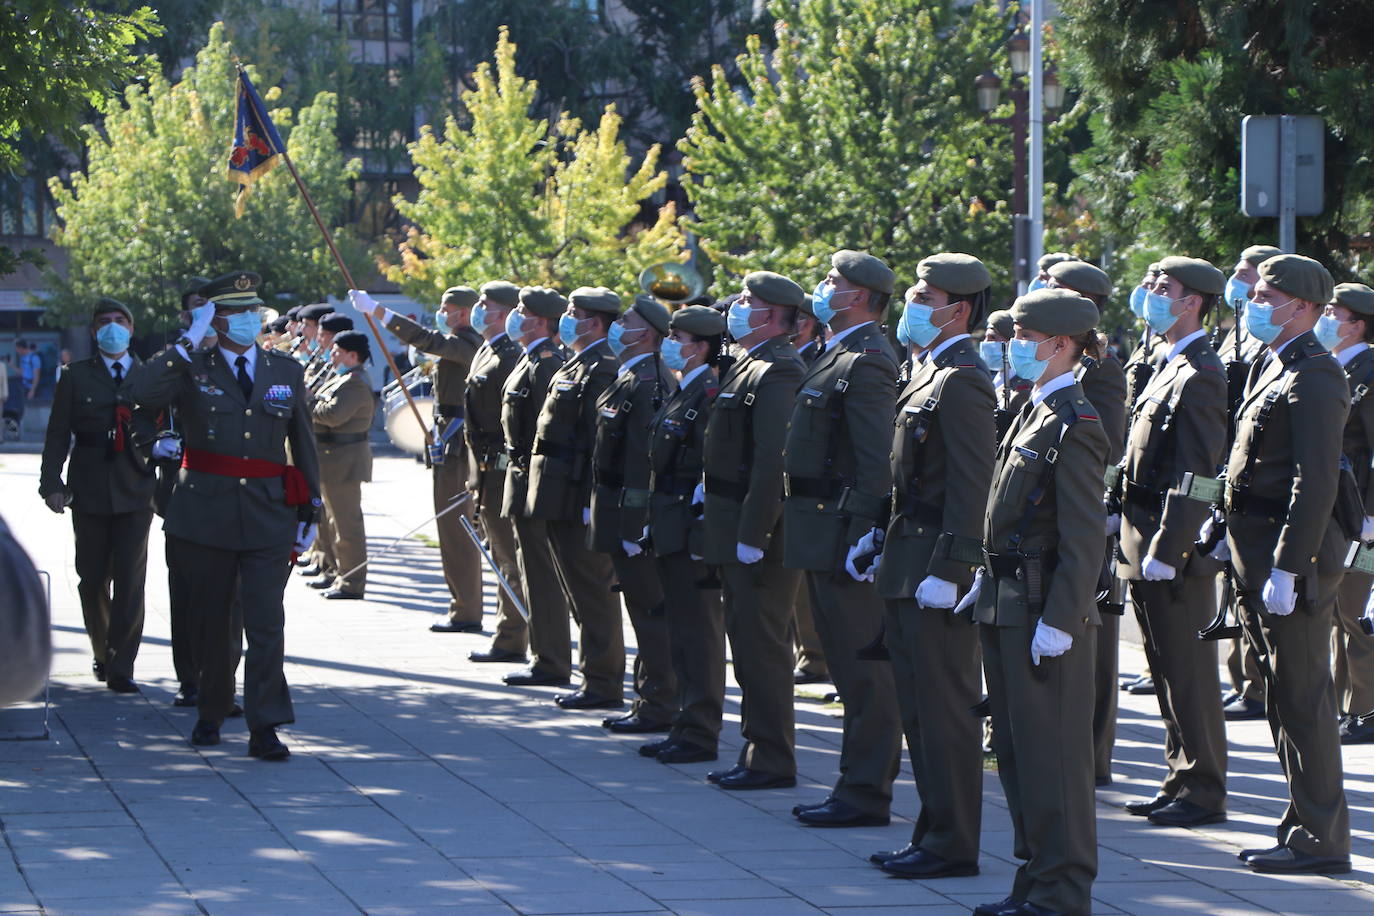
[1147,262,1161,274]
[917,253,992,297]
[519,286,567,319]
[480,281,521,307]
[744,271,805,308]
[797,293,817,319]
[986,309,1015,340]
[1038,251,1078,272]
[298,303,333,322]
[569,286,622,315]
[1241,245,1283,267]
[670,304,726,338]
[1258,254,1333,306]
[831,249,895,295]
[441,286,479,308]
[1332,282,1374,316]
[332,330,370,357]
[1156,256,1225,296]
[1011,288,1100,337]
[629,294,671,336]
[319,313,354,333]
[1048,259,1111,298]
[93,297,133,322]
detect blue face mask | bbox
[898,301,952,349]
[727,300,760,341]
[1027,277,1047,292]
[1314,314,1345,351]
[811,282,853,326]
[607,321,643,357]
[95,322,131,356]
[1129,285,1148,319]
[558,313,581,347]
[224,312,261,347]
[1224,276,1251,312]
[895,316,913,348]
[1144,291,1184,335]
[470,303,488,335]
[435,308,450,332]
[505,309,526,340]
[1244,299,1295,344]
[661,337,688,371]
[980,340,1005,369]
[1009,337,1052,383]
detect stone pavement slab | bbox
[2,450,1373,914]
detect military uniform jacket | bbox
[993,369,1033,446]
[311,367,375,485]
[782,322,898,571]
[701,336,805,565]
[500,338,566,517]
[1224,331,1350,589]
[1080,353,1128,463]
[125,345,321,551]
[647,367,718,558]
[1123,333,1165,409]
[1340,346,1374,510]
[589,354,675,552]
[877,338,995,597]
[465,333,522,499]
[975,382,1110,636]
[525,339,618,521]
[40,355,157,515]
[385,313,482,416]
[1117,334,1227,579]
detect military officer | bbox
[463,281,530,663]
[1224,254,1351,874]
[639,306,728,764]
[126,271,321,760]
[984,309,1031,444]
[868,254,995,878]
[501,287,574,689]
[1319,282,1374,744]
[305,312,354,392]
[968,288,1109,916]
[701,271,806,790]
[295,303,333,372]
[39,297,157,693]
[1116,256,1230,828]
[307,330,375,600]
[368,285,488,632]
[527,287,626,710]
[1030,251,1078,290]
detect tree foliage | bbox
[385,28,686,303]
[44,22,361,331]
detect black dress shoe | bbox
[306,576,334,590]
[1220,690,1241,706]
[868,843,916,866]
[655,742,717,764]
[297,563,322,577]
[1011,903,1061,916]
[322,588,364,600]
[469,648,526,662]
[1126,676,1156,696]
[92,660,106,682]
[706,763,745,784]
[1245,846,1351,874]
[294,554,313,568]
[431,620,483,633]
[106,675,140,694]
[1124,795,1174,817]
[248,727,290,761]
[880,847,979,879]
[603,713,673,733]
[502,668,570,687]
[973,897,1026,916]
[717,767,796,790]
[791,796,833,817]
[1095,775,1112,787]
[638,737,674,758]
[1339,713,1374,744]
[793,668,827,684]
[1146,798,1226,827]
[190,720,221,746]
[172,687,199,707]
[554,690,623,710]
[1223,695,1265,720]
[794,797,889,827]
[1237,844,1283,863]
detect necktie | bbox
[235,355,253,399]
[111,362,123,385]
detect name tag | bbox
[1014,445,1039,461]
[717,391,736,400]
[801,387,824,398]
[554,380,579,392]
[599,406,618,419]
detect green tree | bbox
[681,0,1015,298]
[385,28,685,303]
[44,21,361,331]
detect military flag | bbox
[226,67,285,218]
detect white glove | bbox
[1363,587,1374,624]
[151,437,183,461]
[621,539,643,557]
[1208,539,1230,562]
[43,492,67,514]
[736,542,764,565]
[294,522,318,554]
[844,528,882,582]
[185,301,216,347]
[1031,619,1073,665]
[348,288,381,320]
[1362,515,1374,543]
[1262,568,1297,616]
[1198,515,1230,561]
[953,569,985,615]
[915,575,958,609]
[1141,556,1177,582]
[692,482,705,507]
[1104,513,1121,537]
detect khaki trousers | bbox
[659,553,725,751]
[321,478,366,594]
[1333,569,1374,716]
[722,556,798,777]
[613,550,677,724]
[434,459,482,624]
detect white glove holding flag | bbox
[1031,619,1073,665]
[1262,568,1297,617]
[348,288,382,321]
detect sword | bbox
[336,491,472,581]
[457,512,529,622]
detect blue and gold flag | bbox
[227,68,285,218]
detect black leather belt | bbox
[983,551,1022,580]
[652,473,698,497]
[705,474,747,502]
[74,432,111,447]
[594,466,625,489]
[436,403,463,416]
[1227,488,1288,520]
[896,494,942,525]
[784,474,842,500]
[533,439,578,462]
[316,431,369,445]
[1122,479,1163,512]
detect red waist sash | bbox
[182,448,309,506]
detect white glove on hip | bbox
[1140,556,1177,582]
[1104,513,1121,537]
[953,569,985,615]
[915,575,958,609]
[736,542,764,565]
[348,288,380,317]
[1262,568,1297,616]
[185,301,217,348]
[294,522,318,554]
[843,528,882,582]
[1362,515,1374,543]
[151,437,183,461]
[1031,619,1074,665]
[621,539,643,558]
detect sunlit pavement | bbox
[2,448,1372,915]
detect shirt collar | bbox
[828,320,874,347]
[1166,328,1207,364]
[1338,341,1369,367]
[679,364,709,390]
[927,333,970,363]
[100,352,133,374]
[1031,371,1075,407]
[1270,334,1300,359]
[217,343,258,373]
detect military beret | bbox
[1038,251,1078,272]
[629,294,671,336]
[441,286,479,308]
[480,280,521,307]
[1259,254,1333,306]
[268,316,290,334]
[1011,288,1100,337]
[286,305,304,320]
[743,271,805,308]
[986,309,1015,340]
[519,286,567,320]
[1147,263,1161,274]
[670,304,726,338]
[1332,282,1374,316]
[831,249,895,295]
[1241,244,1283,267]
[298,303,333,322]
[200,271,264,308]
[713,292,740,314]
[569,286,622,315]
[1156,256,1225,296]
[319,313,354,333]
[1048,259,1112,298]
[917,253,992,297]
[93,297,132,322]
[332,330,370,358]
[797,293,817,319]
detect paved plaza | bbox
[2,448,1373,915]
